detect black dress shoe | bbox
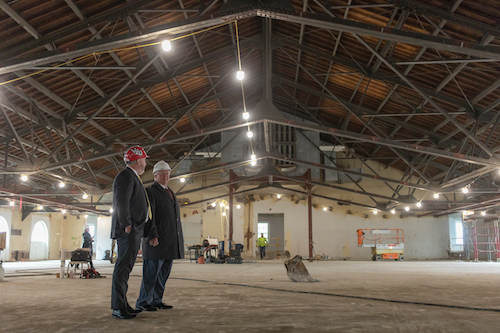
[153,303,173,309]
[112,309,136,319]
[127,305,142,314]
[136,304,158,311]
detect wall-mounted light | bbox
[391,209,396,214]
[236,204,241,209]
[373,209,378,214]
[323,207,327,211]
[109,208,114,213]
[211,202,216,207]
[277,194,281,199]
[222,212,227,216]
[84,214,88,219]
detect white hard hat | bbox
[153,160,171,174]
[83,224,89,230]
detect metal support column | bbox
[229,169,234,244]
[307,169,313,262]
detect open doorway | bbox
[258,213,284,253]
[30,221,48,260]
[0,216,9,261]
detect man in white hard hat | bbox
[111,146,151,319]
[135,160,184,311]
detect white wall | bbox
[232,198,449,260]
[95,216,112,260]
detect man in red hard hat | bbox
[111,146,151,319]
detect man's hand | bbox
[125,226,132,234]
[149,237,159,247]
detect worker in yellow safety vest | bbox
[256,234,269,259]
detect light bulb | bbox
[247,131,253,138]
[373,210,378,214]
[82,193,88,199]
[219,202,224,207]
[242,112,249,120]
[21,174,28,181]
[404,206,410,212]
[180,178,186,183]
[9,201,14,206]
[84,214,88,219]
[462,187,468,194]
[251,160,257,166]
[433,193,439,199]
[236,70,244,80]
[416,202,422,208]
[222,212,227,216]
[323,207,327,211]
[391,209,396,214]
[277,194,281,199]
[62,209,66,214]
[236,204,241,209]
[211,202,216,207]
[251,154,256,161]
[37,205,43,210]
[481,211,486,216]
[109,208,114,213]
[162,40,171,51]
[58,182,65,188]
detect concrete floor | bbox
[1,259,500,332]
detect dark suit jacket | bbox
[142,182,185,260]
[110,167,149,239]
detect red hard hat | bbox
[123,146,149,162]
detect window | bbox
[258,222,269,240]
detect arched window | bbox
[30,221,48,260]
[0,216,9,261]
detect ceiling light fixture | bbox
[373,210,378,214]
[58,182,65,188]
[236,70,244,80]
[277,194,281,199]
[323,207,327,211]
[161,40,171,51]
[82,193,88,199]
[109,208,114,213]
[250,154,256,161]
[242,112,249,120]
[404,206,410,212]
[247,131,253,138]
[222,212,227,216]
[62,209,66,214]
[433,193,439,199]
[391,209,396,214]
[84,214,88,219]
[416,202,422,208]
[481,211,486,216]
[9,201,14,206]
[236,204,241,209]
[37,204,43,210]
[250,160,257,166]
[20,174,28,181]
[211,202,216,207]
[462,187,468,194]
[180,178,186,183]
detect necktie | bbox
[136,174,152,219]
[165,187,174,200]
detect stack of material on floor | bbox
[284,255,318,282]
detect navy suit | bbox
[111,167,149,310]
[136,182,184,307]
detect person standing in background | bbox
[257,233,269,259]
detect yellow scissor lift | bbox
[357,229,404,261]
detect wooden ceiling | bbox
[1,0,500,216]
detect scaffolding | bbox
[463,219,500,262]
